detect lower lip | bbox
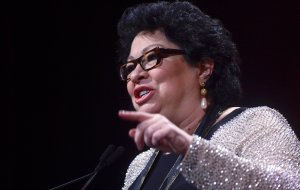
[135,90,155,105]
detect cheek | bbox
[127,83,134,97]
[160,79,181,97]
[155,67,187,88]
[157,69,197,99]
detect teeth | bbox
[139,90,150,97]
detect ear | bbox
[196,58,214,84]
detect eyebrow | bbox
[127,44,163,61]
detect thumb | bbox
[129,128,136,138]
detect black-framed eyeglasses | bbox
[120,47,185,81]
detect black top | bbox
[130,107,247,190]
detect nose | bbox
[129,64,149,83]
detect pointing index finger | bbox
[118,110,153,122]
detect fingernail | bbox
[118,110,126,114]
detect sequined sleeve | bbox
[179,106,300,189]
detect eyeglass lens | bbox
[121,50,159,81]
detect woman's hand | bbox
[118,110,193,155]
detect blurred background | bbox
[6,0,300,189]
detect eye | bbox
[122,62,136,79]
[146,51,158,62]
[141,51,158,69]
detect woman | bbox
[117,1,300,189]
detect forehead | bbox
[128,30,179,59]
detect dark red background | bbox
[6,0,300,189]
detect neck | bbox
[176,106,206,135]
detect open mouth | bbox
[139,90,150,98]
[134,87,154,105]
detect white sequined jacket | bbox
[122,107,300,189]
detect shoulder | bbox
[245,106,285,117]
[211,106,299,150]
[231,106,296,133]
[217,106,287,126]
[241,106,290,128]
[244,106,299,139]
[217,105,298,140]
[122,148,156,190]
[221,106,290,127]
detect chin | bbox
[134,103,161,114]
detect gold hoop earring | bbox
[200,82,207,110]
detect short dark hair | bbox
[117,1,242,108]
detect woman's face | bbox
[127,30,201,124]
